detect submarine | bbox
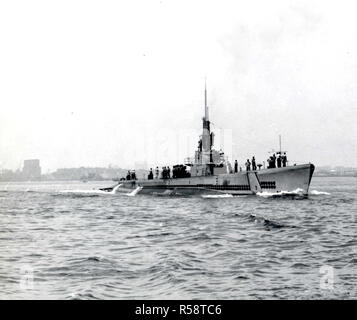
[102,84,314,196]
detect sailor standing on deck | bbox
[245,159,251,171]
[162,167,167,179]
[234,160,238,173]
[148,168,153,180]
[252,156,256,171]
[272,154,276,168]
[277,155,282,168]
[282,153,287,167]
[155,166,159,179]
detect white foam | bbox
[257,188,305,198]
[60,189,110,194]
[309,190,331,195]
[201,194,233,198]
[126,186,143,196]
[60,184,122,195]
[111,184,122,194]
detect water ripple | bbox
[0,178,356,299]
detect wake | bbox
[201,194,233,199]
[125,186,143,197]
[257,188,305,198]
[59,189,113,195]
[309,190,331,195]
[59,184,122,196]
[257,188,331,198]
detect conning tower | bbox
[185,81,231,176]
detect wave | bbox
[59,189,113,195]
[126,186,143,197]
[68,292,99,300]
[249,214,286,229]
[58,184,122,196]
[52,193,100,198]
[152,190,175,196]
[309,190,331,195]
[201,194,233,199]
[110,184,122,194]
[257,188,306,198]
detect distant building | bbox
[22,159,41,180]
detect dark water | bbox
[0,177,356,299]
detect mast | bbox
[201,79,211,170]
[204,78,209,121]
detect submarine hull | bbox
[114,163,315,196]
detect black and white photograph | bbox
[0,0,356,306]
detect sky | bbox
[1,0,357,172]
